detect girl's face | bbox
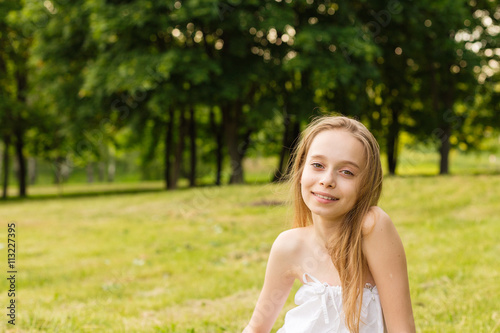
[300,129,365,222]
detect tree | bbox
[402,0,498,174]
[0,0,36,197]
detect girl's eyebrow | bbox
[309,154,360,169]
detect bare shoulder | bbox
[362,206,405,260]
[265,228,309,281]
[272,227,308,256]
[362,206,394,237]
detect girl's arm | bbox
[243,231,297,333]
[362,207,416,333]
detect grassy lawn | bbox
[0,174,499,332]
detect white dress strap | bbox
[302,273,321,285]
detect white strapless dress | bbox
[277,273,386,333]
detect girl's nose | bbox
[319,173,336,188]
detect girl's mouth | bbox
[312,192,339,201]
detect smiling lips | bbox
[312,192,339,201]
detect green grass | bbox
[0,174,499,332]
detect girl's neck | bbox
[311,214,343,248]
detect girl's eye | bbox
[341,170,354,176]
[311,163,323,169]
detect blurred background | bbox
[1,0,499,198]
[1,1,500,332]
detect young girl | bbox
[243,116,415,333]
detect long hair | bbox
[287,115,383,333]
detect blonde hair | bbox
[287,115,383,333]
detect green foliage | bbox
[0,0,499,193]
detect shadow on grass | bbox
[384,169,500,178]
[1,187,166,203]
[0,179,275,203]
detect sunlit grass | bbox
[0,182,291,332]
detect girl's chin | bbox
[309,209,345,220]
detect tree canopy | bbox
[0,0,499,196]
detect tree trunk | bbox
[273,111,301,182]
[428,59,452,176]
[273,111,290,182]
[14,128,27,197]
[387,107,400,175]
[15,71,28,197]
[165,107,175,190]
[439,125,451,175]
[98,161,105,182]
[107,157,115,182]
[210,107,223,186]
[222,102,246,184]
[54,156,64,184]
[28,157,37,185]
[2,135,10,199]
[172,108,187,189]
[106,145,115,182]
[62,159,71,182]
[86,162,94,183]
[286,120,301,174]
[439,85,455,175]
[188,105,196,187]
